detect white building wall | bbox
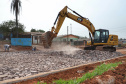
[32,36,40,44]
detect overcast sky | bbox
[0,0,126,38]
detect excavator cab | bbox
[94,29,109,43]
[86,29,117,51]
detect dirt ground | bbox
[11,48,126,84]
[0,44,43,52]
[117,48,126,54]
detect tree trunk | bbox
[16,13,18,38]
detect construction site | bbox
[0,42,126,84]
[0,0,126,84]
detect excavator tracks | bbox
[84,46,116,52]
[103,46,116,52]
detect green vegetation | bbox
[37,62,122,84]
[0,20,25,36]
[31,28,45,33]
[35,81,47,84]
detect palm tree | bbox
[11,0,22,38]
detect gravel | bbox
[0,50,123,81]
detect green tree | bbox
[30,28,37,32]
[11,0,22,38]
[0,20,25,36]
[37,29,45,33]
[120,38,122,40]
[30,28,45,33]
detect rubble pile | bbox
[44,50,123,61]
[0,50,123,81]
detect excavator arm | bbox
[42,6,95,48]
[52,6,95,37]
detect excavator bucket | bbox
[41,31,54,48]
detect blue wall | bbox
[11,38,32,46]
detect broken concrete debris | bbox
[0,50,123,81]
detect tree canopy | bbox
[30,28,45,33]
[30,28,36,32]
[0,20,25,36]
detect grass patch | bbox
[37,62,122,84]
[35,81,47,84]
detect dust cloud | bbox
[51,43,81,55]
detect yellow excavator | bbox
[42,6,118,52]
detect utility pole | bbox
[67,26,68,44]
[70,24,72,34]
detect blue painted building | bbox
[11,38,32,46]
[11,32,44,46]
